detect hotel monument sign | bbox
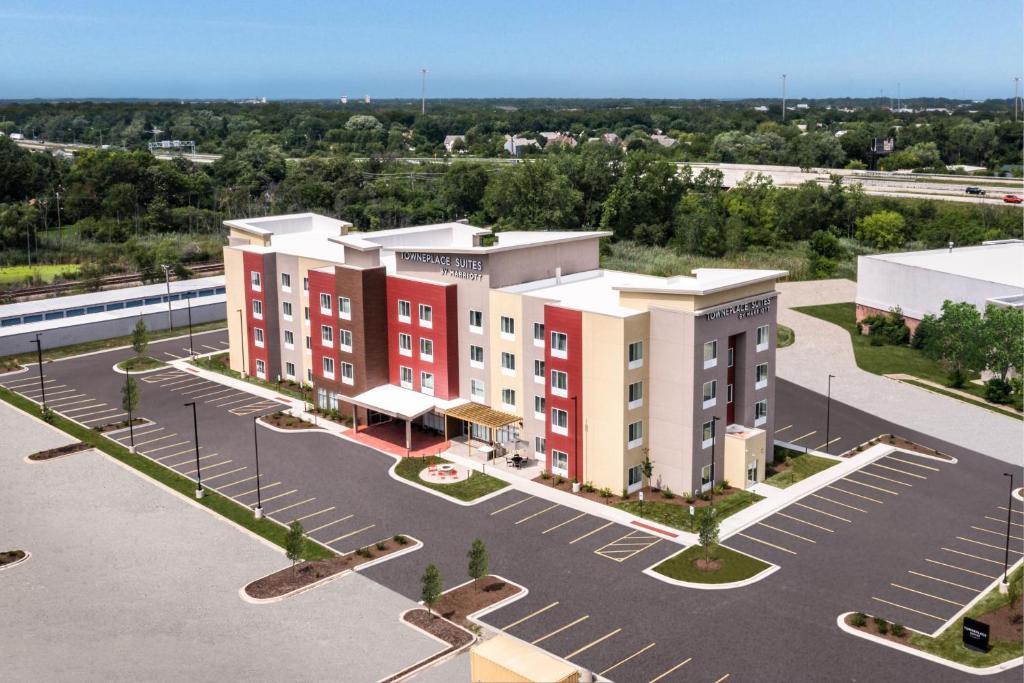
[704,296,773,321]
[399,252,485,281]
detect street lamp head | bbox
[184,401,195,408]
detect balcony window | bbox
[281,273,291,291]
[282,301,293,320]
[251,299,263,320]
[255,359,266,379]
[250,271,261,291]
[254,327,264,348]
[338,296,351,321]
[284,330,294,349]
[533,359,545,384]
[628,381,643,409]
[420,372,435,396]
[627,421,643,449]
[755,399,768,427]
[339,329,353,353]
[702,380,717,409]
[418,304,432,328]
[470,378,485,403]
[551,449,568,475]
[319,293,332,315]
[420,337,434,362]
[551,408,568,436]
[756,324,770,352]
[550,369,568,397]
[322,357,335,380]
[399,333,412,356]
[469,309,483,334]
[501,351,516,376]
[500,315,515,340]
[534,395,545,420]
[321,325,333,347]
[400,366,413,389]
[533,322,545,347]
[756,362,769,390]
[470,345,484,369]
[501,388,516,410]
[550,331,568,359]
[341,362,354,386]
[702,419,716,449]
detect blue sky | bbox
[0,0,1020,100]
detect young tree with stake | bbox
[285,520,305,574]
[131,318,149,356]
[698,506,720,565]
[421,563,443,617]
[468,538,489,590]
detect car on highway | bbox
[964,186,986,195]
[1003,194,1023,204]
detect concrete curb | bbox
[836,613,1023,676]
[256,416,324,435]
[640,549,781,590]
[0,550,31,572]
[0,365,30,377]
[354,534,424,573]
[109,361,168,376]
[48,327,227,364]
[385,608,478,683]
[459,574,529,626]
[99,417,157,437]
[382,454,511,508]
[239,568,353,605]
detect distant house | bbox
[10,133,24,140]
[539,132,577,149]
[601,132,621,146]
[795,103,809,110]
[650,134,678,149]
[752,105,769,112]
[503,134,540,156]
[443,135,466,153]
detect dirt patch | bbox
[695,558,722,572]
[260,411,319,430]
[434,576,522,628]
[532,476,741,509]
[28,442,91,461]
[244,535,411,599]
[0,549,26,566]
[0,363,23,375]
[93,417,147,434]
[842,434,955,460]
[978,602,1024,644]
[381,609,475,683]
[845,613,913,645]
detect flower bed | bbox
[93,417,147,434]
[0,549,26,567]
[259,411,319,430]
[116,355,166,372]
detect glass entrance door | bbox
[746,461,758,487]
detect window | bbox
[755,362,769,389]
[470,345,484,368]
[322,357,335,379]
[400,366,413,389]
[500,351,516,375]
[701,464,713,490]
[727,383,734,404]
[284,330,294,348]
[500,315,515,340]
[285,361,295,379]
[628,341,643,369]
[756,324,770,351]
[534,394,545,418]
[338,296,351,320]
[399,333,412,356]
[250,271,261,291]
[255,359,266,378]
[550,369,568,397]
[303,277,309,293]
[339,329,353,353]
[322,325,335,346]
[307,368,313,383]
[319,293,332,314]
[728,346,734,368]
[420,372,434,396]
[535,436,546,456]
[469,309,483,333]
[418,304,432,328]
[703,340,718,369]
[532,322,545,347]
[398,299,411,323]
[755,399,768,426]
[702,419,716,449]
[628,464,642,489]
[281,273,291,291]
[627,420,643,449]
[551,331,568,358]
[702,380,717,408]
[551,408,569,436]
[471,378,485,402]
[628,381,643,409]
[304,306,310,322]
[533,359,545,384]
[551,449,568,474]
[252,299,263,319]
[304,335,311,353]
[420,337,434,361]
[282,301,293,320]
[501,388,516,409]
[254,327,264,347]
[341,361,354,385]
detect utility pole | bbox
[1003,473,1015,588]
[253,415,264,519]
[31,333,46,409]
[824,374,835,455]
[420,68,428,115]
[781,74,787,122]
[160,264,173,331]
[185,401,203,499]
[1014,77,1021,122]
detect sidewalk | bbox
[775,280,1023,466]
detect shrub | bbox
[873,617,889,635]
[41,406,55,424]
[685,494,695,504]
[721,480,731,490]
[599,487,612,499]
[375,541,387,551]
[583,481,595,493]
[891,623,906,637]
[540,470,551,480]
[851,612,867,627]
[555,474,565,486]
[393,534,408,545]
[700,492,712,501]
[621,487,630,500]
[985,378,1013,404]
[356,547,373,558]
[661,486,675,499]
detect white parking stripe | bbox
[307,515,354,534]
[117,427,164,440]
[191,388,235,400]
[215,475,257,489]
[81,412,127,425]
[789,430,816,444]
[776,512,833,533]
[69,407,120,420]
[216,396,259,408]
[153,445,198,460]
[62,403,106,414]
[201,344,220,351]
[148,441,192,455]
[26,387,71,398]
[180,383,219,396]
[295,507,336,522]
[183,459,233,476]
[883,455,940,472]
[325,524,375,544]
[234,482,281,497]
[774,424,792,434]
[165,380,208,392]
[5,377,53,389]
[269,497,317,516]
[206,392,246,404]
[252,489,297,505]
[166,453,220,468]
[135,433,180,447]
[47,396,89,407]
[202,467,248,482]
[156,376,196,388]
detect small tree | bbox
[697,507,720,564]
[131,318,149,356]
[467,539,489,590]
[421,563,443,617]
[285,520,305,573]
[919,300,985,387]
[640,449,655,489]
[121,375,139,415]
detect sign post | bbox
[962,617,990,653]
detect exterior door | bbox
[746,460,758,488]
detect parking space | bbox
[139,368,290,417]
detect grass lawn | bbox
[776,324,795,348]
[191,352,305,401]
[614,490,763,533]
[394,455,508,502]
[902,379,1023,422]
[0,264,81,285]
[0,387,332,561]
[654,544,770,584]
[116,355,166,372]
[764,453,838,488]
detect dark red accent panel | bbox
[242,251,268,378]
[544,305,583,481]
[385,276,458,400]
[309,269,338,385]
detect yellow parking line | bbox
[490,496,534,516]
[941,547,1005,566]
[774,424,792,434]
[565,628,621,659]
[891,583,965,606]
[325,524,375,544]
[998,506,1023,516]
[543,513,587,534]
[776,512,833,532]
[532,615,589,645]
[502,601,559,631]
[871,597,945,621]
[648,657,692,683]
[737,532,796,555]
[599,642,656,677]
[569,521,614,544]
[828,485,884,504]
[871,462,927,480]
[759,522,816,543]
[957,536,1024,554]
[925,558,996,580]
[843,478,899,496]
[858,470,913,487]
[296,506,336,522]
[985,515,1023,528]
[907,571,978,592]
[883,454,940,471]
[794,502,852,522]
[516,504,560,525]
[306,515,354,534]
[789,430,816,444]
[810,493,867,513]
[971,525,1024,542]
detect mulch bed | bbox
[843,434,955,461]
[244,535,410,599]
[260,411,319,430]
[0,549,26,566]
[845,614,913,645]
[404,608,473,648]
[434,575,522,628]
[980,603,1023,644]
[28,442,91,461]
[93,417,147,434]
[533,476,739,509]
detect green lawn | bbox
[394,455,508,502]
[776,324,795,348]
[902,379,1023,422]
[764,453,839,488]
[614,490,763,533]
[654,544,770,584]
[0,387,333,561]
[116,355,166,372]
[0,264,81,285]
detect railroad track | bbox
[3,263,224,300]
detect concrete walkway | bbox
[776,280,1022,466]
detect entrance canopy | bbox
[348,384,466,421]
[444,402,521,430]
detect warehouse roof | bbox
[862,241,1024,289]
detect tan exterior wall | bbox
[619,281,777,313]
[296,256,336,384]
[488,290,524,419]
[223,246,247,374]
[228,227,270,247]
[724,430,767,490]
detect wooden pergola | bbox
[444,402,522,458]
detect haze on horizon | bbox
[0,0,1020,101]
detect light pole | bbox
[711,415,720,490]
[1014,77,1021,123]
[185,295,195,357]
[824,374,835,455]
[31,333,46,409]
[55,189,62,254]
[420,68,428,115]
[184,401,203,499]
[124,368,136,451]
[570,395,579,483]
[781,74,787,122]
[253,415,264,519]
[160,264,173,331]
[237,308,246,377]
[1003,473,1015,587]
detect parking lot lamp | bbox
[824,374,835,454]
[570,395,579,482]
[236,309,246,377]
[160,264,173,331]
[1003,473,1015,586]
[185,295,194,357]
[711,415,720,489]
[31,333,46,409]
[253,415,263,519]
[124,368,135,450]
[184,401,203,499]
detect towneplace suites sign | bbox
[962,616,990,652]
[704,296,774,321]
[399,252,484,281]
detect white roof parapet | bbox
[612,268,789,296]
[224,213,352,238]
[860,241,1024,289]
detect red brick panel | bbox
[386,276,458,400]
[544,305,583,481]
[242,251,268,378]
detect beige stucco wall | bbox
[488,290,524,419]
[724,430,767,490]
[223,246,247,374]
[618,280,777,313]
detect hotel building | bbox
[223,213,785,495]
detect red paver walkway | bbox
[348,421,449,457]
